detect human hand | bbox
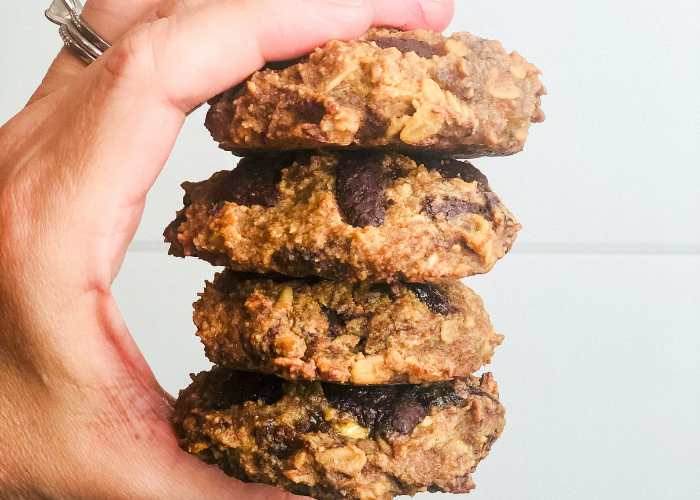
[0,0,454,498]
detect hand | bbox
[0,0,454,498]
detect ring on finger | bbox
[46,0,110,65]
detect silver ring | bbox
[46,0,110,64]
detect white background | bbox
[1,1,699,498]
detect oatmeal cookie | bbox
[206,28,545,158]
[195,271,503,384]
[173,367,505,500]
[164,151,520,282]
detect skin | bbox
[0,0,454,498]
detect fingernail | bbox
[326,0,363,6]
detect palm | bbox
[0,0,454,497]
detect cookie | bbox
[164,151,520,282]
[194,270,503,384]
[173,367,506,500]
[206,28,545,158]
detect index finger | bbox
[29,0,162,104]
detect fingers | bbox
[70,0,375,200]
[19,0,456,279]
[111,0,374,112]
[369,0,455,31]
[28,0,161,104]
[150,0,455,37]
[30,0,455,104]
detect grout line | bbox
[513,243,700,255]
[128,241,170,253]
[128,240,700,256]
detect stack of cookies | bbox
[165,28,545,500]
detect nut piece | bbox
[421,78,447,105]
[273,332,306,358]
[440,318,464,344]
[487,84,522,100]
[510,64,527,79]
[317,445,367,476]
[445,39,471,57]
[351,355,393,384]
[400,105,444,144]
[285,451,317,486]
[277,287,294,307]
[338,421,370,439]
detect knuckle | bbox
[102,22,165,88]
[155,0,205,20]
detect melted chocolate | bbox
[322,380,465,438]
[201,369,284,411]
[335,152,399,228]
[405,283,456,315]
[321,306,349,337]
[208,156,288,208]
[416,157,489,189]
[422,196,492,221]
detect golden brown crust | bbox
[206,28,545,158]
[164,151,520,282]
[173,367,506,500]
[194,271,503,384]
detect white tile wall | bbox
[4,1,700,249]
[113,251,700,499]
[3,1,700,499]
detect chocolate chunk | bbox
[353,337,367,354]
[304,408,329,434]
[202,368,284,410]
[368,283,395,297]
[322,383,398,430]
[377,395,427,438]
[295,99,326,124]
[335,152,394,228]
[208,156,287,208]
[409,382,464,408]
[271,247,350,280]
[405,283,456,315]
[357,107,390,142]
[255,422,304,459]
[416,157,489,189]
[321,307,348,337]
[264,56,305,71]
[323,382,467,438]
[422,196,491,221]
[375,38,440,58]
[322,381,471,437]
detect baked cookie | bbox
[164,151,520,282]
[206,28,545,158]
[173,367,505,500]
[194,270,503,384]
